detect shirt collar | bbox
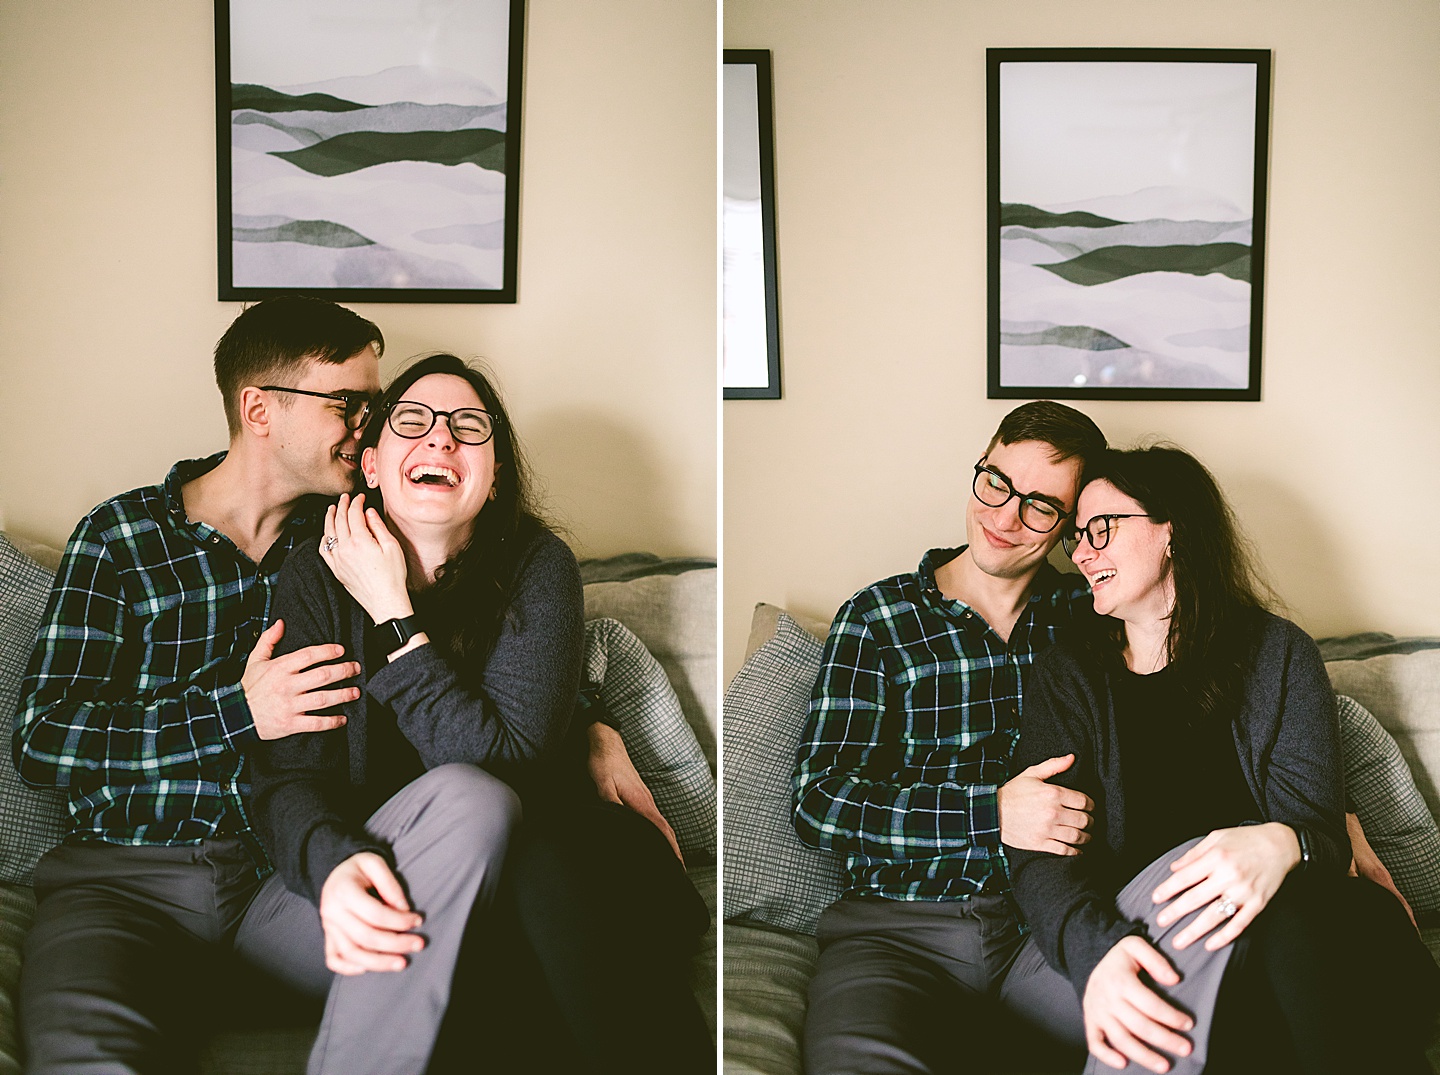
[160,451,325,538]
[918,545,1076,611]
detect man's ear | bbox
[360,446,380,489]
[237,386,271,438]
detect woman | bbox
[1006,447,1438,1075]
[246,354,711,1074]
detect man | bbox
[13,296,663,1074]
[793,401,1107,1073]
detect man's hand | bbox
[1083,936,1193,1073]
[587,722,683,863]
[319,852,425,976]
[1347,811,1417,929]
[998,754,1093,854]
[243,621,356,740]
[1151,823,1299,951]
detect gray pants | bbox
[804,890,1085,1075]
[805,838,1239,1075]
[1083,836,1240,1075]
[20,764,519,1075]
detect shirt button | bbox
[210,535,221,545]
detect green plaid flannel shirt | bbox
[15,454,322,859]
[793,548,1090,900]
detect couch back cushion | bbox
[0,534,68,886]
[583,562,717,771]
[723,607,843,935]
[1335,694,1440,913]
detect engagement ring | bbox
[1215,896,1238,919]
[324,536,338,552]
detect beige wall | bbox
[724,0,1440,678]
[0,1,717,561]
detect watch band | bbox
[1295,825,1313,870]
[376,615,421,655]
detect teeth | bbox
[1093,570,1116,585]
[407,464,460,487]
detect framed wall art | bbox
[723,49,782,400]
[988,48,1271,400]
[215,0,524,303]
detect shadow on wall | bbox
[526,410,679,558]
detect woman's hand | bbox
[587,722,683,863]
[1346,811,1417,930]
[319,493,414,625]
[1083,936,1194,1073]
[319,852,425,975]
[1150,823,1301,951]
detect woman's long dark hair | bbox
[358,353,548,674]
[1077,446,1277,720]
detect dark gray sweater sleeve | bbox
[249,543,387,903]
[1006,647,1143,995]
[1244,616,1349,874]
[365,530,585,771]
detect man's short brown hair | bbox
[985,400,1106,467]
[213,296,384,435]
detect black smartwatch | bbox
[376,615,421,656]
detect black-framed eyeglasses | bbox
[971,463,1071,534]
[386,400,499,445]
[260,386,374,430]
[1061,514,1156,557]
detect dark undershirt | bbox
[1114,664,1260,880]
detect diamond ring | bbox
[324,536,338,552]
[1215,896,1238,919]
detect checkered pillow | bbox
[582,617,716,861]
[723,611,843,935]
[0,534,68,886]
[1337,693,1440,913]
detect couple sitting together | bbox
[15,297,711,1074]
[793,402,1440,1074]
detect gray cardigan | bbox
[1005,611,1348,997]
[248,528,584,903]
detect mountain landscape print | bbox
[988,51,1270,399]
[220,0,521,301]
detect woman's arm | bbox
[248,543,386,903]
[1006,647,1141,988]
[365,529,585,770]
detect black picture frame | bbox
[987,48,1271,401]
[215,0,525,303]
[723,49,782,400]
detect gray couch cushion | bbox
[0,535,68,887]
[722,922,816,1075]
[583,617,716,861]
[584,567,717,769]
[1326,650,1440,826]
[1338,694,1440,913]
[723,609,843,935]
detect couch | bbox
[0,532,718,1074]
[723,602,1440,1075]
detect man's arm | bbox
[14,516,254,788]
[792,601,1004,858]
[15,513,352,790]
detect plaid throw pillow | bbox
[722,611,843,935]
[582,617,716,861]
[0,534,68,886]
[1337,693,1440,913]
